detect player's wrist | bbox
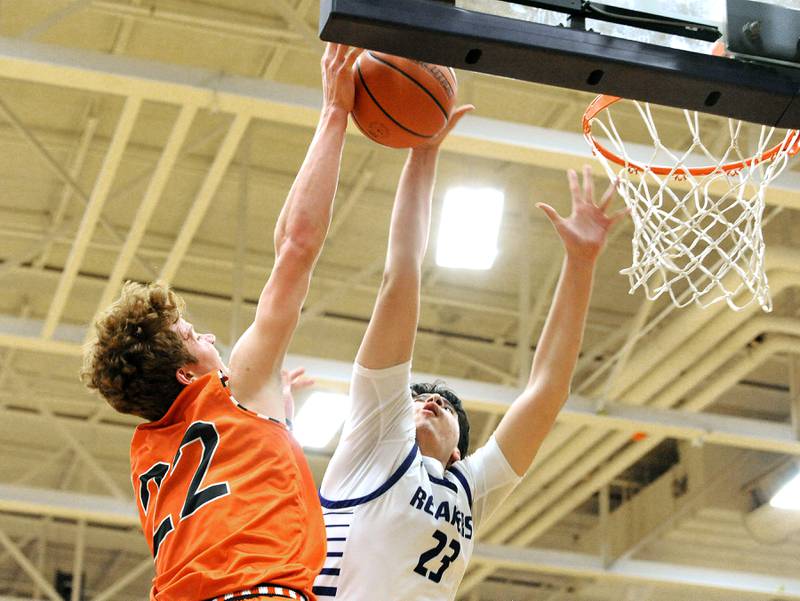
[564,251,599,271]
[409,145,440,162]
[320,104,350,125]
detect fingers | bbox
[582,164,594,204]
[441,104,474,134]
[416,103,476,149]
[609,206,631,226]
[322,43,361,67]
[294,377,316,391]
[344,47,364,70]
[536,202,562,226]
[286,366,315,390]
[450,104,475,120]
[567,169,581,206]
[287,366,306,379]
[599,178,620,212]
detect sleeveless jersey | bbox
[130,372,325,601]
[313,362,520,600]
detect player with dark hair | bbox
[82,43,362,601]
[410,381,470,460]
[314,117,627,598]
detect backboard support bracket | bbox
[494,0,721,42]
[319,0,800,128]
[726,0,800,67]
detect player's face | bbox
[173,317,225,380]
[412,393,460,465]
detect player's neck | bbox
[418,443,454,469]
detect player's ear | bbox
[176,367,194,386]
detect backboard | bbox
[461,0,722,52]
[468,0,798,60]
[319,0,800,128]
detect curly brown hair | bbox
[81,281,197,422]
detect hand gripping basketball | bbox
[321,43,364,114]
[350,52,459,148]
[416,104,475,150]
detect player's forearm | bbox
[354,148,437,369]
[273,107,349,258]
[527,254,596,395]
[384,147,438,276]
[496,166,621,474]
[494,254,596,475]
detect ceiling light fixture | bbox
[293,391,350,449]
[435,186,504,270]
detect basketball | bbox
[351,51,458,149]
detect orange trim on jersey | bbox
[207,583,307,601]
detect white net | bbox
[584,97,800,312]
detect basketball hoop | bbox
[583,94,800,312]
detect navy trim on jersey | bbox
[447,465,473,508]
[318,512,351,598]
[319,443,419,509]
[427,473,458,494]
[312,586,337,598]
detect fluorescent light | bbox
[293,391,350,449]
[770,471,800,510]
[436,187,504,270]
[770,472,800,510]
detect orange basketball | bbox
[351,51,458,149]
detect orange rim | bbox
[582,94,800,177]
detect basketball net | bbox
[583,95,800,312]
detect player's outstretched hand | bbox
[536,165,629,263]
[281,367,315,422]
[417,104,475,150]
[321,43,364,114]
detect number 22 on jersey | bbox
[137,421,230,558]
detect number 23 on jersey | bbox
[414,530,461,584]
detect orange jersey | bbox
[130,372,325,601]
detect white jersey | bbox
[314,362,520,601]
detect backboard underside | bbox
[319,0,800,128]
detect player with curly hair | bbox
[82,43,362,601]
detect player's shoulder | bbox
[130,374,242,452]
[446,442,496,489]
[445,459,475,501]
[448,446,481,476]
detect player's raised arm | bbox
[494,166,628,476]
[355,106,474,370]
[228,44,362,416]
